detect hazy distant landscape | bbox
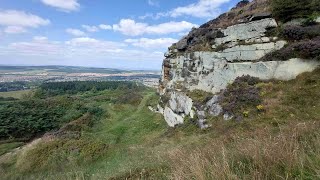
[0,66,160,89]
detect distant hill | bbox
[0,65,159,74]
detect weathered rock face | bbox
[157,2,320,128]
[161,55,319,95]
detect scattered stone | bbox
[157,104,164,114]
[261,37,270,43]
[148,106,155,112]
[197,110,206,119]
[190,109,195,118]
[198,119,210,129]
[206,95,223,116]
[176,38,188,50]
[223,113,234,121]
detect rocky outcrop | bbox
[157,1,320,128]
[161,55,319,94]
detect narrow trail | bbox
[0,92,155,161]
[0,137,43,162]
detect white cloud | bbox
[170,0,230,18]
[0,10,50,27]
[66,28,86,36]
[138,13,154,20]
[33,36,48,41]
[5,37,126,57]
[4,26,27,34]
[148,0,159,7]
[125,38,177,49]
[66,37,126,51]
[66,37,100,45]
[113,19,198,36]
[99,24,112,30]
[41,0,80,12]
[9,38,62,56]
[82,25,99,32]
[113,19,146,36]
[1,37,164,69]
[141,0,230,19]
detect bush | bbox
[262,37,320,61]
[221,75,262,119]
[19,139,108,172]
[271,0,320,22]
[281,25,320,41]
[186,89,213,106]
[38,81,141,97]
[116,90,143,105]
[0,95,105,140]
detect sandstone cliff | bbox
[157,0,320,128]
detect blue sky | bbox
[0,0,239,70]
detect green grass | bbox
[0,88,171,179]
[0,90,32,99]
[1,69,320,179]
[0,142,24,156]
[271,0,320,22]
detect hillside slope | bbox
[1,68,320,179]
[157,0,320,128]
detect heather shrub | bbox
[221,75,261,119]
[271,0,320,22]
[187,89,213,105]
[262,37,320,61]
[116,90,143,105]
[281,25,320,41]
[18,139,108,172]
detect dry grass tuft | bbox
[168,122,320,180]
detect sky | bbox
[0,0,240,70]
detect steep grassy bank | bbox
[1,69,320,179]
[0,83,170,179]
[169,68,320,179]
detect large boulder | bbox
[163,107,184,127]
[169,92,193,115]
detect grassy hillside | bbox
[0,69,320,179]
[0,90,32,99]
